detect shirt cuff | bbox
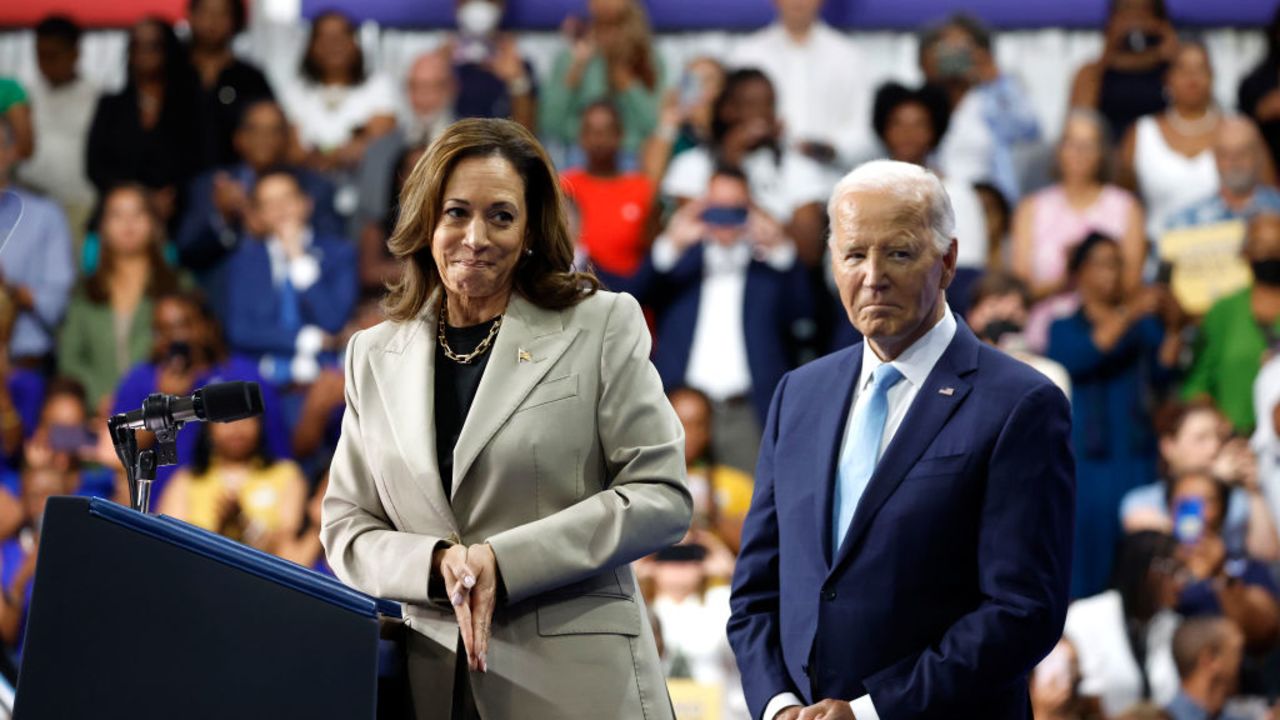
[764,693,803,720]
[288,253,322,291]
[295,324,326,356]
[651,236,680,273]
[851,694,879,720]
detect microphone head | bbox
[195,382,264,423]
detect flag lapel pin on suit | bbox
[518,348,532,363]
[939,387,955,396]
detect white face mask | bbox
[457,1,501,37]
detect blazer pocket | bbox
[536,592,640,637]
[906,452,969,479]
[515,374,579,414]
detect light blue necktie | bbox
[833,363,905,553]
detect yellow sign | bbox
[667,679,723,720]
[1159,220,1250,316]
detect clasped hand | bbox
[433,543,498,673]
[779,700,855,720]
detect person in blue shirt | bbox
[1167,116,1280,231]
[0,465,69,661]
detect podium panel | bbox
[15,496,402,719]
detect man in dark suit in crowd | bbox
[728,159,1075,719]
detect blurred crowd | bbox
[2,0,1280,717]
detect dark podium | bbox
[15,496,406,719]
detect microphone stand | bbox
[108,394,184,514]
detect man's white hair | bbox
[827,160,956,255]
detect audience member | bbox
[1122,401,1280,563]
[354,51,455,231]
[1168,472,1280,652]
[1063,531,1183,717]
[1013,109,1145,301]
[668,387,754,552]
[22,377,120,499]
[641,166,813,472]
[112,290,289,503]
[729,0,874,174]
[86,18,200,229]
[0,304,42,473]
[57,185,182,411]
[0,79,32,162]
[967,272,1072,396]
[357,147,420,296]
[661,69,829,266]
[1250,353,1280,542]
[1167,116,1280,229]
[0,465,69,658]
[175,100,341,298]
[1166,618,1248,720]
[15,16,98,243]
[220,169,356,391]
[642,57,725,185]
[157,414,306,556]
[561,101,656,285]
[1048,233,1181,597]
[872,81,988,309]
[0,115,75,368]
[1030,638,1104,720]
[919,13,1041,203]
[280,11,397,175]
[449,0,537,130]
[541,0,662,158]
[1069,0,1176,140]
[277,472,331,575]
[185,0,274,169]
[974,181,1012,270]
[1120,42,1224,244]
[1183,213,1280,433]
[1238,3,1280,174]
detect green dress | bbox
[539,51,664,155]
[1181,287,1278,433]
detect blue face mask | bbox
[700,206,749,227]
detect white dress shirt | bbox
[263,229,325,382]
[764,306,957,720]
[729,22,876,168]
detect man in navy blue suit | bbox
[728,160,1074,719]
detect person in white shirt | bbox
[661,69,830,266]
[728,0,875,177]
[16,16,98,244]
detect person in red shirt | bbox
[561,100,656,284]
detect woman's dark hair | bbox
[188,0,248,37]
[969,271,1031,311]
[191,415,273,476]
[1108,0,1169,23]
[383,145,428,236]
[149,288,230,365]
[86,184,181,305]
[871,81,952,149]
[301,10,365,85]
[128,18,197,95]
[383,118,600,322]
[1111,530,1177,621]
[710,68,773,148]
[1066,231,1119,277]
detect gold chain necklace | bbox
[437,297,503,364]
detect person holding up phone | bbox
[635,165,813,474]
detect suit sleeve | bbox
[320,330,447,603]
[861,382,1075,719]
[727,372,803,719]
[485,293,693,604]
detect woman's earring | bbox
[524,247,534,257]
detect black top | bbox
[193,58,275,170]
[86,85,201,197]
[1097,62,1168,141]
[1240,59,1280,175]
[434,318,500,500]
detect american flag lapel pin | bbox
[518,348,532,364]
[939,387,955,396]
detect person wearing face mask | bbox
[451,0,537,132]
[640,166,814,474]
[966,271,1072,398]
[1167,116,1280,230]
[1184,213,1280,434]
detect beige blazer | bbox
[321,289,692,720]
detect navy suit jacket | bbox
[728,318,1075,720]
[220,235,357,358]
[637,243,813,422]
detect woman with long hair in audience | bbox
[159,414,306,556]
[57,184,182,412]
[1047,232,1183,598]
[280,10,397,175]
[541,0,662,159]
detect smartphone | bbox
[654,544,707,563]
[1173,497,1206,545]
[678,71,702,112]
[700,206,749,227]
[165,340,193,371]
[48,424,97,453]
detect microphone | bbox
[119,381,264,432]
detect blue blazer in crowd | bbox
[635,243,813,422]
[728,319,1075,719]
[220,235,357,360]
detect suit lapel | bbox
[368,293,457,532]
[450,294,580,499]
[828,322,982,576]
[814,347,863,569]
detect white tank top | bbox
[1134,114,1218,245]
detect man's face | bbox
[704,174,751,247]
[884,102,935,166]
[252,175,312,236]
[829,188,956,354]
[234,103,289,169]
[407,54,456,120]
[1215,121,1261,197]
[189,0,236,49]
[579,106,622,168]
[151,297,200,357]
[774,0,823,31]
[35,36,78,86]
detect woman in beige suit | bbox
[321,118,692,720]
